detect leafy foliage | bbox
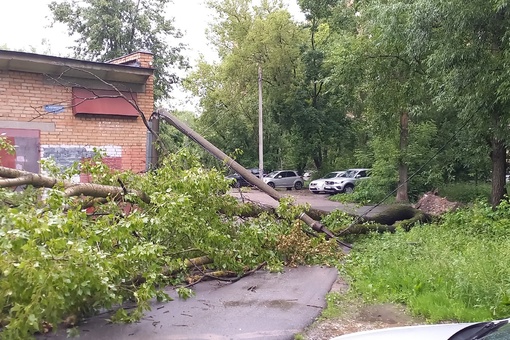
[438,183,492,204]
[0,151,341,338]
[0,135,15,157]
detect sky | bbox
[0,0,305,110]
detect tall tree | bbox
[422,0,510,207]
[186,0,307,170]
[329,0,440,202]
[49,0,188,100]
[293,0,353,172]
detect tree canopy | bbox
[49,0,188,101]
[183,0,508,206]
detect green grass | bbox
[343,200,510,323]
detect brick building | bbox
[0,49,154,175]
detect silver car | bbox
[323,168,371,194]
[330,317,510,339]
[263,170,304,190]
[309,171,346,194]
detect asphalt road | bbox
[39,266,338,340]
[229,188,388,218]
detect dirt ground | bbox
[300,277,426,339]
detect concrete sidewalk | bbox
[40,266,338,340]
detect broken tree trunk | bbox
[0,166,150,204]
[339,205,431,235]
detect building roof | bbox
[0,49,153,86]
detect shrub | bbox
[438,182,491,203]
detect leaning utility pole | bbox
[258,65,264,180]
[156,109,339,242]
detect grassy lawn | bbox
[342,199,510,322]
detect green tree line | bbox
[47,0,510,206]
[184,0,509,207]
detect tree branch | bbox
[0,166,150,204]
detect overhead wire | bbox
[341,106,481,235]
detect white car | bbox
[330,318,510,340]
[263,170,304,190]
[324,168,371,194]
[308,171,346,194]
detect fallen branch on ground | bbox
[0,166,150,204]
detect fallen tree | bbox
[0,166,150,204]
[0,152,344,339]
[338,205,432,235]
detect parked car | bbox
[309,171,347,194]
[226,173,251,188]
[263,170,304,190]
[323,168,371,194]
[226,168,264,188]
[330,317,510,340]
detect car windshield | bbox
[482,322,510,339]
[449,320,510,340]
[324,172,345,179]
[266,171,279,178]
[345,170,358,178]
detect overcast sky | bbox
[0,0,304,110]
[0,0,303,61]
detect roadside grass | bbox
[342,200,510,323]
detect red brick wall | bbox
[0,52,154,173]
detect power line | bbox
[341,107,481,235]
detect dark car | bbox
[226,172,253,188]
[226,168,265,188]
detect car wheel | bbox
[267,182,275,188]
[344,185,354,193]
[294,181,303,190]
[286,187,292,190]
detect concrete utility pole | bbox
[156,109,338,241]
[258,65,264,180]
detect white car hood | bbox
[330,323,473,340]
[310,179,329,184]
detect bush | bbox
[438,182,491,203]
[329,179,395,206]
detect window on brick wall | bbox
[72,88,139,117]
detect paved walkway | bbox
[229,189,389,218]
[40,266,338,340]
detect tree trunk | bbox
[396,110,409,203]
[490,135,507,209]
